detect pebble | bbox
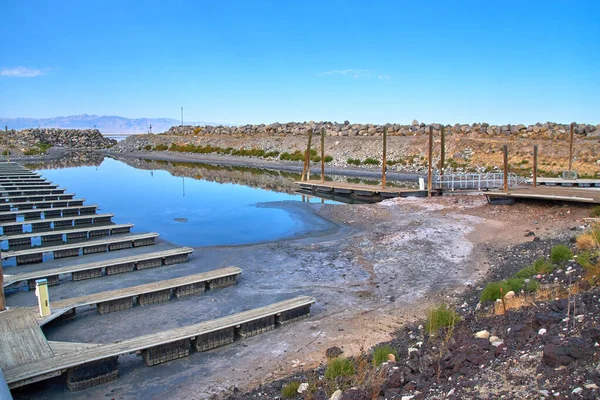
[572,387,583,395]
[297,383,309,393]
[539,328,547,335]
[330,389,342,400]
[585,383,599,389]
[475,330,490,339]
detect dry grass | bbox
[491,284,575,315]
[576,233,598,251]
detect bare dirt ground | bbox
[9,189,591,400]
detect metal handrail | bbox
[432,172,522,190]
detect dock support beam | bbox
[503,144,508,192]
[320,128,325,183]
[427,125,433,196]
[382,126,387,189]
[568,122,574,171]
[301,128,313,182]
[533,145,538,187]
[0,261,5,311]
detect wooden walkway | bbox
[0,204,98,221]
[525,177,600,188]
[0,193,75,202]
[3,296,315,389]
[2,247,194,288]
[486,186,600,204]
[0,187,66,196]
[0,308,54,370]
[0,213,114,235]
[297,180,425,198]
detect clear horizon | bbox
[1,0,598,125]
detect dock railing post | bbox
[533,145,538,187]
[427,125,433,196]
[301,128,313,182]
[382,126,387,189]
[569,122,574,171]
[503,144,509,192]
[321,128,325,183]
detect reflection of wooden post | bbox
[321,128,325,183]
[440,125,445,176]
[427,126,433,196]
[0,262,5,311]
[569,122,574,171]
[503,144,508,192]
[533,145,538,187]
[382,126,387,189]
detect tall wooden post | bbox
[321,128,325,183]
[533,145,538,187]
[440,125,445,176]
[503,144,509,192]
[427,125,433,196]
[301,128,313,182]
[568,122,574,171]
[382,126,387,189]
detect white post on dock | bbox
[35,279,51,317]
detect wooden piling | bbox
[533,145,538,187]
[427,126,433,196]
[569,122,574,171]
[0,261,5,311]
[301,128,313,182]
[382,126,387,189]
[503,144,508,192]
[440,125,445,176]
[321,128,325,183]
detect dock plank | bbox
[0,213,114,228]
[487,186,600,204]
[297,180,423,197]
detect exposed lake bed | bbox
[7,154,590,400]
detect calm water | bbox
[34,158,333,247]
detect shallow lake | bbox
[34,158,335,247]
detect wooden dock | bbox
[0,193,75,203]
[525,177,600,188]
[37,266,242,324]
[297,180,425,198]
[0,213,114,235]
[3,247,194,288]
[3,296,315,390]
[0,204,98,222]
[486,186,600,205]
[1,232,159,265]
[0,198,85,212]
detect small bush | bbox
[324,357,355,380]
[505,277,525,292]
[363,157,381,165]
[324,155,333,162]
[372,344,398,367]
[480,281,512,302]
[532,257,555,274]
[550,245,573,264]
[347,158,361,166]
[525,279,540,293]
[425,304,460,334]
[154,144,168,151]
[591,206,600,217]
[311,155,321,163]
[281,381,300,398]
[144,144,153,151]
[576,251,596,270]
[514,266,537,279]
[576,233,597,251]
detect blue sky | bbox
[1,0,598,125]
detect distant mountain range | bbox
[0,114,225,134]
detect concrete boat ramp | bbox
[0,163,315,393]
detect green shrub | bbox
[347,158,361,166]
[144,144,153,151]
[154,144,168,151]
[23,148,43,156]
[281,381,300,398]
[480,281,511,302]
[550,245,573,264]
[425,304,460,334]
[311,155,321,163]
[324,357,355,380]
[532,257,555,274]
[525,279,540,293]
[372,344,398,367]
[514,266,537,279]
[576,251,595,270]
[591,206,600,217]
[265,151,280,158]
[363,158,381,165]
[505,277,525,292]
[324,155,333,162]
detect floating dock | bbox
[525,177,600,188]
[297,180,425,198]
[0,162,316,394]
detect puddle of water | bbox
[33,158,334,247]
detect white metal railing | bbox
[432,172,521,190]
